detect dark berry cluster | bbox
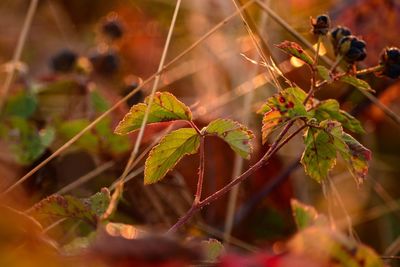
[330,26,352,51]
[337,36,367,63]
[311,15,330,35]
[89,51,120,75]
[379,47,400,79]
[328,24,366,64]
[101,19,124,40]
[50,49,78,73]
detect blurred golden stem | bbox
[223,0,269,246]
[0,0,39,111]
[0,1,256,197]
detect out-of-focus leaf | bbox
[276,41,313,66]
[144,128,200,184]
[291,199,318,230]
[29,189,111,226]
[58,119,99,152]
[316,65,331,82]
[7,118,55,165]
[340,75,375,92]
[90,90,109,112]
[104,222,146,239]
[95,119,131,154]
[203,119,254,159]
[258,87,308,143]
[201,239,225,263]
[5,93,37,118]
[310,99,364,134]
[288,227,384,267]
[115,92,192,135]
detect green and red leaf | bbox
[258,87,309,143]
[276,41,314,66]
[28,189,111,225]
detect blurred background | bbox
[0,0,400,265]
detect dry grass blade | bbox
[0,0,39,110]
[0,1,255,197]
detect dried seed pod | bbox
[50,49,78,73]
[338,35,367,63]
[101,19,124,40]
[379,47,400,79]
[311,14,330,35]
[330,26,352,52]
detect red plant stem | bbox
[167,123,306,234]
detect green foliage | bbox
[291,199,319,230]
[7,118,55,165]
[201,239,225,263]
[202,119,254,159]
[144,128,200,184]
[316,65,331,82]
[310,99,364,134]
[115,91,192,135]
[29,189,111,226]
[59,119,99,152]
[5,92,38,118]
[301,120,370,184]
[276,41,314,66]
[301,123,338,182]
[340,75,375,93]
[258,87,308,143]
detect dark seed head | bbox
[122,83,144,107]
[338,35,367,63]
[330,26,352,52]
[101,19,124,40]
[50,49,78,73]
[311,14,330,35]
[379,47,400,79]
[89,51,120,75]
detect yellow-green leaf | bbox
[115,92,192,135]
[338,133,371,185]
[201,239,225,263]
[301,121,340,182]
[301,120,371,184]
[340,75,375,93]
[144,128,200,184]
[316,65,332,82]
[203,119,254,159]
[310,99,364,134]
[291,199,318,230]
[276,41,313,66]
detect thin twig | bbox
[167,124,306,233]
[0,0,39,110]
[56,161,115,195]
[0,1,255,197]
